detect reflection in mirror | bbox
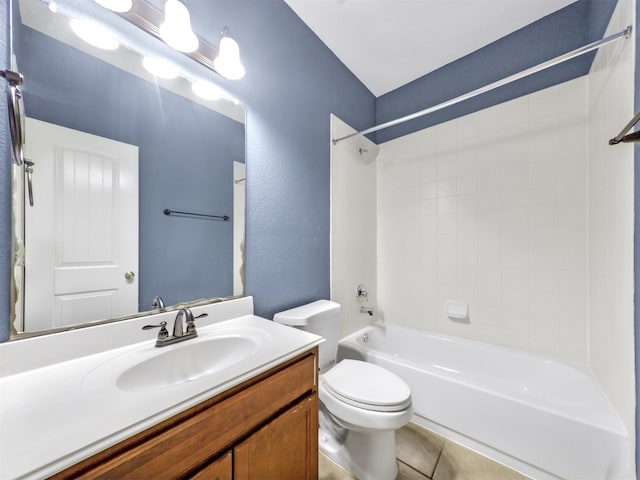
[11,0,246,336]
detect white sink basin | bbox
[81,323,274,394]
[117,335,260,392]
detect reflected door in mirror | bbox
[23,118,139,331]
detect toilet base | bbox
[319,426,398,480]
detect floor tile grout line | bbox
[398,459,431,480]
[429,439,446,479]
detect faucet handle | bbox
[186,313,208,334]
[142,321,169,340]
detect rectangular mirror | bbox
[11,0,246,336]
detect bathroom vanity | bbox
[53,348,318,479]
[0,297,322,479]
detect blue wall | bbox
[182,1,377,319]
[375,0,617,143]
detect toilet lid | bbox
[322,360,411,412]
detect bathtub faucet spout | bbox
[360,306,374,316]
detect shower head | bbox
[355,142,380,163]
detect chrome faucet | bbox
[143,307,208,347]
[173,307,193,337]
[151,295,166,309]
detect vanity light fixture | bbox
[70,18,120,50]
[213,27,245,80]
[159,0,199,53]
[93,0,133,13]
[46,0,246,81]
[192,81,222,101]
[142,57,179,79]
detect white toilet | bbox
[274,300,412,480]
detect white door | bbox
[24,118,139,331]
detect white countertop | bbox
[0,298,322,479]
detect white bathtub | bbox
[338,324,628,480]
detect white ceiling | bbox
[284,0,577,97]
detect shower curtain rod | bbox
[332,26,632,145]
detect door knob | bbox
[124,271,136,281]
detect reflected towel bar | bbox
[163,208,230,221]
[609,111,640,145]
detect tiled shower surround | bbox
[376,0,634,383]
[377,77,590,363]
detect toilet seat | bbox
[322,360,411,412]
[319,360,413,432]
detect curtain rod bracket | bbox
[609,110,640,145]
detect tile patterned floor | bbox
[318,422,531,480]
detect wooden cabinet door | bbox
[234,395,318,480]
[190,451,232,480]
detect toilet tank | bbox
[273,300,341,371]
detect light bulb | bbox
[192,81,222,100]
[70,18,119,50]
[159,0,198,53]
[93,0,133,13]
[213,28,245,80]
[142,57,178,79]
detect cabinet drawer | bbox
[59,352,317,480]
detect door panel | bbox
[24,118,139,331]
